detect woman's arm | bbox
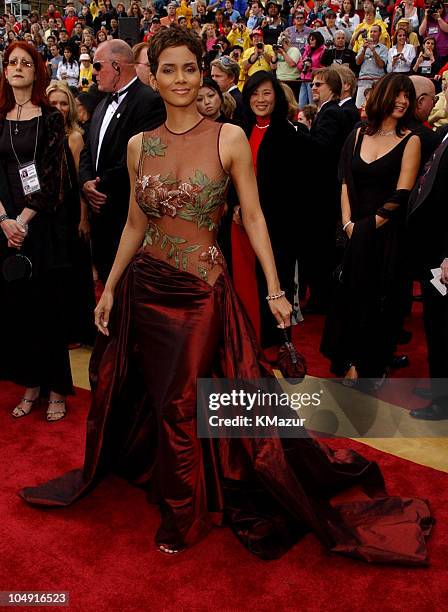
[94,134,149,334]
[220,124,291,328]
[375,134,421,228]
[69,130,90,239]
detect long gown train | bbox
[20,251,432,563]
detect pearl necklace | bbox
[255,122,270,129]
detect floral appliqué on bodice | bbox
[135,132,229,283]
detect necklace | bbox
[14,98,32,135]
[377,129,395,136]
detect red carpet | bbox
[1,379,447,611]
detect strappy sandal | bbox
[158,544,185,555]
[46,399,67,423]
[12,396,40,418]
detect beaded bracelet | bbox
[266,290,285,301]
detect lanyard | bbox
[9,114,40,167]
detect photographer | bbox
[419,2,448,64]
[336,0,360,42]
[227,19,251,51]
[351,7,390,53]
[285,11,312,54]
[317,10,342,45]
[275,32,302,100]
[387,26,416,72]
[322,30,358,73]
[393,0,421,33]
[411,37,445,80]
[78,53,93,91]
[261,0,286,45]
[242,29,277,77]
[297,31,326,107]
[355,24,388,107]
[223,0,242,23]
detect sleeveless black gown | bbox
[321,130,413,377]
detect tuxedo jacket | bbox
[79,78,166,236]
[297,99,349,218]
[340,98,360,134]
[408,126,448,272]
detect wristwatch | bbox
[0,214,9,224]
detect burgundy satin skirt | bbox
[19,251,433,563]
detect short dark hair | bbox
[147,26,203,76]
[365,73,416,136]
[313,67,342,97]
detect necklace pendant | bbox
[14,126,18,135]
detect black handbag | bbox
[2,252,32,282]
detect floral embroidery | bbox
[142,137,167,157]
[144,222,201,272]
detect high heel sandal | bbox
[12,396,40,418]
[158,544,185,555]
[46,399,67,422]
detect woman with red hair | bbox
[0,42,73,421]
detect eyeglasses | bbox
[92,60,114,71]
[5,58,34,68]
[311,81,325,88]
[216,55,235,66]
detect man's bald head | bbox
[95,39,134,63]
[410,76,436,122]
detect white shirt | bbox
[339,97,352,106]
[96,77,137,171]
[387,44,416,74]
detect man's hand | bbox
[441,258,448,284]
[83,177,107,213]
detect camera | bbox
[212,43,222,51]
[82,78,89,85]
[273,44,280,51]
[325,39,334,48]
[256,42,264,49]
[428,1,442,15]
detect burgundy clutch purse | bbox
[276,330,307,382]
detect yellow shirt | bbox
[352,20,391,52]
[227,27,251,52]
[79,64,93,91]
[176,1,193,27]
[242,45,275,78]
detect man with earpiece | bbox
[80,39,166,284]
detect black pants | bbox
[422,278,448,404]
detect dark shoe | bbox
[410,402,448,420]
[390,354,409,369]
[413,387,434,400]
[397,329,413,345]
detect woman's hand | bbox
[346,222,354,238]
[1,219,27,248]
[232,205,243,225]
[94,289,114,336]
[268,296,292,329]
[78,215,90,241]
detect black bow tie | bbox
[107,83,132,105]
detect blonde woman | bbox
[46,81,96,346]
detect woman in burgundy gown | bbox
[20,29,433,563]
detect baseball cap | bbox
[250,28,264,37]
[80,53,91,61]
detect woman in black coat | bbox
[229,71,300,353]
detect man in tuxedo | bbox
[409,76,440,166]
[297,68,348,312]
[210,56,244,124]
[333,65,359,133]
[80,39,166,283]
[408,127,448,420]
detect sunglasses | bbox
[217,55,234,66]
[93,60,114,71]
[311,81,325,88]
[5,58,34,68]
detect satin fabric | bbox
[20,251,433,563]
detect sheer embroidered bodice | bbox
[135,118,229,284]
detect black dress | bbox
[321,129,413,377]
[0,114,73,395]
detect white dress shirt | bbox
[96,77,137,171]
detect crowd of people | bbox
[0,17,440,565]
[0,1,448,415]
